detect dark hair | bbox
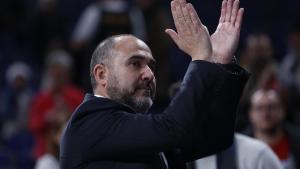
[90,34,133,90]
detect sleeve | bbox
[71,61,249,161]
[181,63,250,161]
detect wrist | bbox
[191,52,212,61]
[212,54,236,64]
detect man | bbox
[279,21,300,124]
[30,49,84,158]
[60,0,249,168]
[34,109,69,169]
[248,89,300,169]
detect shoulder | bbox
[235,133,274,157]
[235,134,283,169]
[235,133,269,151]
[66,95,135,134]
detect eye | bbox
[130,61,141,68]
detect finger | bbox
[171,1,184,33]
[187,3,203,26]
[225,0,233,22]
[165,29,180,45]
[230,0,239,25]
[176,1,189,34]
[219,0,227,23]
[235,8,244,30]
[182,4,193,34]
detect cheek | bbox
[272,111,285,122]
[116,76,138,92]
[251,111,266,124]
[119,71,140,86]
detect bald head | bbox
[90,34,151,90]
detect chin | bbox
[140,96,153,104]
[132,97,153,113]
[138,98,153,108]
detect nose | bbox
[141,65,155,82]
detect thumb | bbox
[165,29,180,45]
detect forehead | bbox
[114,36,154,60]
[252,91,279,105]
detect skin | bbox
[249,90,286,145]
[94,36,156,113]
[165,0,244,63]
[92,0,244,112]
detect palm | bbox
[211,22,239,63]
[210,0,244,64]
[166,0,212,61]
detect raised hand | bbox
[210,0,244,64]
[165,0,212,61]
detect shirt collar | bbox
[94,94,104,98]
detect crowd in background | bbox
[0,0,300,169]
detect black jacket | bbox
[60,60,249,169]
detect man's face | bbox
[249,91,284,133]
[106,37,156,113]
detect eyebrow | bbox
[128,55,156,66]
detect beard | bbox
[106,73,155,113]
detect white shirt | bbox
[189,134,283,169]
[94,94,104,98]
[34,154,59,169]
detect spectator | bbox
[0,61,35,169]
[239,33,278,97]
[30,0,66,67]
[29,49,84,159]
[70,0,147,90]
[240,33,275,75]
[279,21,300,125]
[0,62,34,139]
[247,89,300,169]
[34,107,69,169]
[71,0,146,48]
[236,33,279,131]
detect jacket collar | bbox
[83,93,137,114]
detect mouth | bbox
[136,87,153,98]
[140,88,151,94]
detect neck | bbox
[254,127,285,145]
[94,88,110,99]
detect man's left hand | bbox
[210,0,244,64]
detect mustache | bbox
[136,81,155,91]
[135,81,156,97]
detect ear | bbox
[93,64,107,87]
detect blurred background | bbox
[0,0,300,169]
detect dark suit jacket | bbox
[60,60,249,169]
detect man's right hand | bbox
[165,0,212,61]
